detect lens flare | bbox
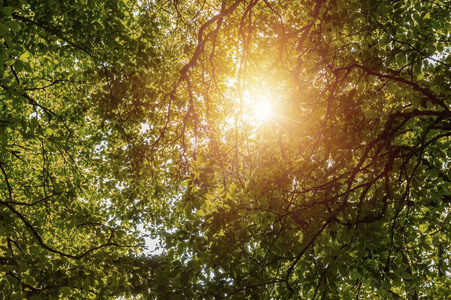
[254,101,272,122]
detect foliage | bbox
[0,0,176,297]
[1,0,450,299]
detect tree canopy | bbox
[1,0,450,298]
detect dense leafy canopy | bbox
[1,0,450,298]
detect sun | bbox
[238,89,275,126]
[253,101,273,122]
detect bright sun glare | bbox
[253,101,272,122]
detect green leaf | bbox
[5,58,15,66]
[2,6,13,16]
[45,127,54,135]
[19,51,30,60]
[0,22,9,34]
[419,224,428,233]
[5,20,21,32]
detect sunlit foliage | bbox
[1,0,450,298]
